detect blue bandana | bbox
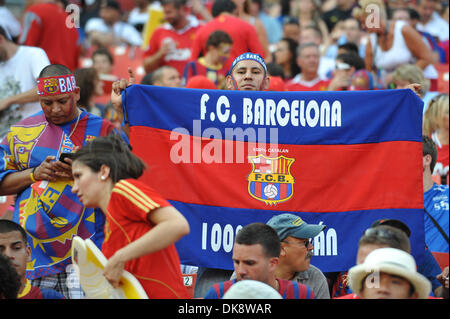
[228,52,267,75]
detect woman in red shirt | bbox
[70,134,191,299]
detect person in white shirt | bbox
[0,0,21,41]
[0,26,50,138]
[85,0,143,47]
[128,0,159,33]
[416,0,449,42]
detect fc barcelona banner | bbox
[122,85,425,272]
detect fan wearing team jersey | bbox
[70,134,191,299]
[203,222,315,299]
[143,0,201,76]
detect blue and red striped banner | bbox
[123,85,425,272]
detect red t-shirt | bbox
[20,3,80,71]
[285,75,331,91]
[431,133,449,183]
[103,179,190,299]
[144,18,201,75]
[436,144,449,178]
[334,293,359,299]
[190,13,265,73]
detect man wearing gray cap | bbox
[267,213,330,299]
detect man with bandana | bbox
[224,52,270,91]
[0,64,114,298]
[109,53,271,297]
[192,52,271,297]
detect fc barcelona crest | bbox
[43,78,59,94]
[247,155,295,205]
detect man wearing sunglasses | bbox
[327,52,366,91]
[266,213,330,299]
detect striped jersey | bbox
[204,278,315,299]
[18,280,64,299]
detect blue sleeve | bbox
[426,34,446,63]
[417,248,443,294]
[41,288,65,299]
[203,286,219,299]
[0,139,18,182]
[306,285,315,299]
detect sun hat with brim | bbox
[348,248,432,299]
[222,280,282,299]
[266,213,326,241]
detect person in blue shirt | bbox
[422,135,449,253]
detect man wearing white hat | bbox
[348,247,432,299]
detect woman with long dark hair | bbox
[70,134,191,298]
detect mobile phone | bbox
[59,152,72,163]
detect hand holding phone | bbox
[59,152,72,163]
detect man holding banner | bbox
[112,51,427,300]
[224,52,270,91]
[111,53,272,296]
[195,52,272,296]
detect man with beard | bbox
[266,214,331,298]
[143,0,201,75]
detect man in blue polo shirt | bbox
[422,135,449,253]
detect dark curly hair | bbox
[0,253,21,299]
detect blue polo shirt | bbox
[424,183,449,253]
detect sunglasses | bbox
[282,238,312,248]
[335,62,352,71]
[363,227,403,241]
